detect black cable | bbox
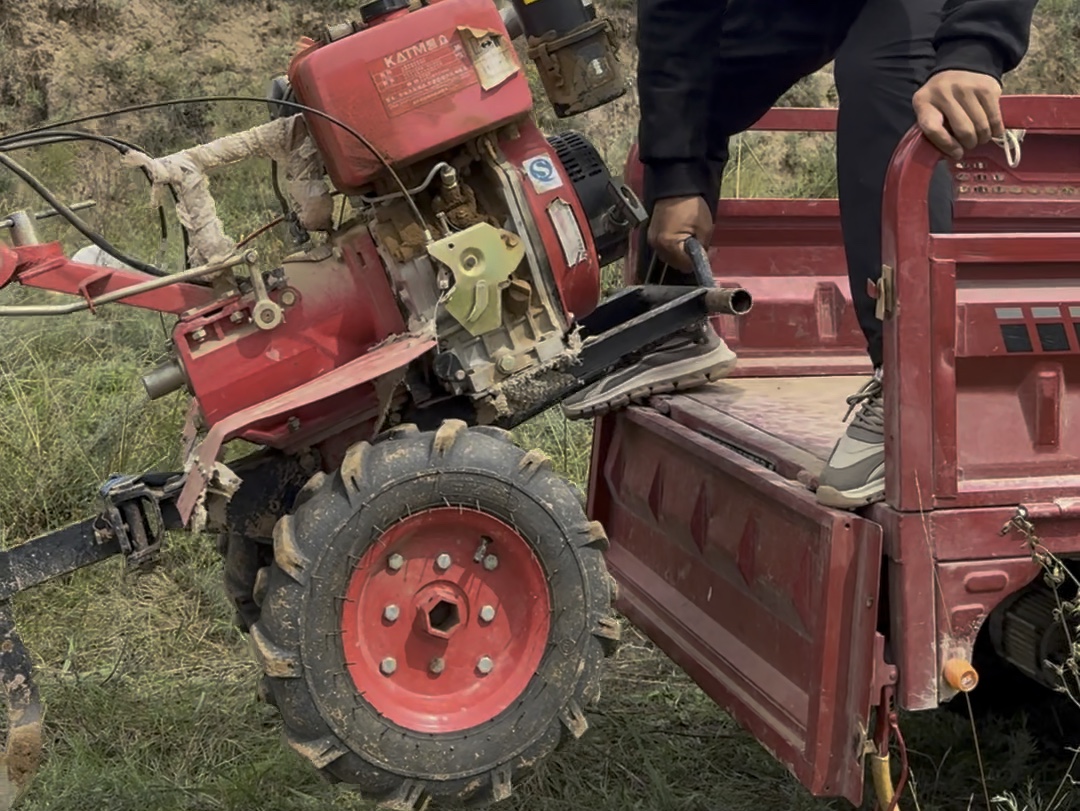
[0,130,190,269]
[0,151,168,276]
[0,94,430,231]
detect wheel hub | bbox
[340,507,551,733]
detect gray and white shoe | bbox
[816,371,886,510]
[561,325,737,420]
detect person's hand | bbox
[913,70,1004,161]
[647,195,713,273]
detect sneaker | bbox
[815,371,886,510]
[562,324,737,420]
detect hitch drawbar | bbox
[0,471,183,807]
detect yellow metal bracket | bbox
[428,222,525,337]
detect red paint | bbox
[594,95,1080,803]
[1,242,218,314]
[174,228,403,439]
[339,508,551,734]
[623,98,1080,379]
[288,0,531,192]
[176,333,435,524]
[591,406,882,805]
[497,121,601,323]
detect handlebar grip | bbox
[682,237,715,289]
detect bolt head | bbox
[191,328,207,342]
[280,289,298,307]
[383,604,400,622]
[477,656,494,675]
[388,553,404,571]
[479,605,496,623]
[497,355,516,374]
[229,311,246,324]
[483,555,499,571]
[429,657,445,675]
[380,657,397,675]
[436,553,452,571]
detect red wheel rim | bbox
[340,507,551,733]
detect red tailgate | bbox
[589,404,883,804]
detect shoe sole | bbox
[562,354,737,420]
[814,480,886,510]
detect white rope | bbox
[991,128,1025,169]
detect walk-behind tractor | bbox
[0,0,752,807]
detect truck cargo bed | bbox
[663,376,866,483]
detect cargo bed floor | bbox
[657,375,871,483]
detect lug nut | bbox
[483,555,499,571]
[429,657,445,675]
[380,657,397,675]
[479,605,496,623]
[477,656,494,675]
[383,604,400,622]
[436,553,452,571]
[388,553,404,571]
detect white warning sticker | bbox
[547,198,588,268]
[522,155,564,194]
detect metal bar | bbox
[0,519,121,601]
[0,250,253,316]
[0,200,96,229]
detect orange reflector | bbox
[943,658,979,692]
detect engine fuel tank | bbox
[289,0,533,193]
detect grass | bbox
[2,0,1080,809]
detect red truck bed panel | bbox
[588,401,884,805]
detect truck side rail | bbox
[622,100,1080,378]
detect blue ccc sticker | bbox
[527,157,555,182]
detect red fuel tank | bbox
[289,0,533,193]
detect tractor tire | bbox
[252,419,620,808]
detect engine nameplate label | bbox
[371,32,479,118]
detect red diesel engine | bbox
[141,0,641,456]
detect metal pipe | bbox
[636,284,753,316]
[704,287,753,316]
[0,251,252,317]
[0,200,96,230]
[141,359,187,400]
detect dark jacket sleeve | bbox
[931,0,1040,80]
[636,0,727,204]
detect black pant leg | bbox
[834,0,954,368]
[637,0,853,286]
